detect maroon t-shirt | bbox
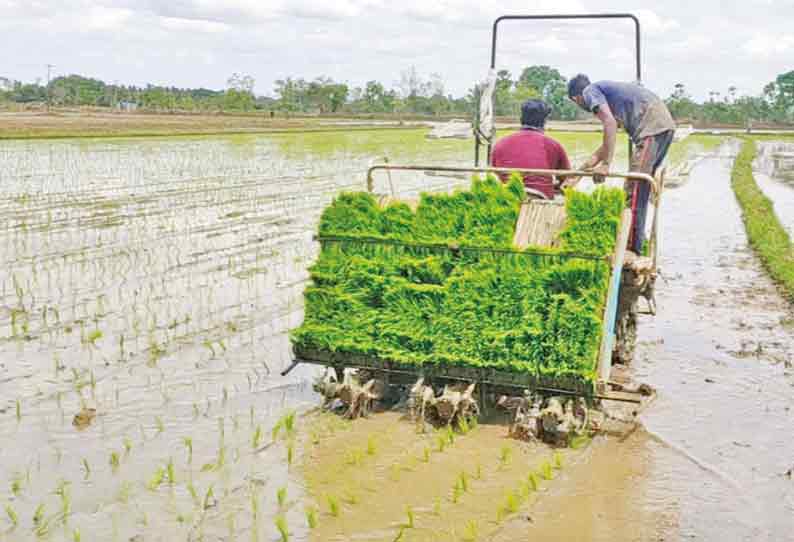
[491,129,571,199]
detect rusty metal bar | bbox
[366,164,657,195]
[482,13,642,165]
[315,234,610,261]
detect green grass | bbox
[731,139,794,301]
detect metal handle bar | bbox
[479,13,642,167]
[366,164,657,196]
[490,14,641,79]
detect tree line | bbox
[2,67,793,125]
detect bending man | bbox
[567,74,675,253]
[491,99,571,199]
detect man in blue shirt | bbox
[567,74,675,253]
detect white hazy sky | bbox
[2,0,792,100]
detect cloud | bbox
[84,6,134,31]
[158,15,229,33]
[742,34,794,57]
[634,9,680,35]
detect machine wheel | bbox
[613,301,637,365]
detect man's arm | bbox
[593,104,618,171]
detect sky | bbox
[2,0,793,101]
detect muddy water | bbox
[0,130,490,542]
[754,141,794,235]
[503,143,794,541]
[0,130,743,541]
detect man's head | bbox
[520,99,552,129]
[567,74,591,109]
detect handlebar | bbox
[365,164,658,198]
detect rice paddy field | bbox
[0,127,776,541]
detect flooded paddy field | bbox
[0,129,787,541]
[754,140,794,235]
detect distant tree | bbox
[493,69,514,116]
[666,83,699,120]
[518,65,577,120]
[224,73,255,111]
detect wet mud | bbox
[0,133,787,541]
[300,142,794,542]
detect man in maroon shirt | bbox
[491,99,571,199]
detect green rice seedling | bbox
[250,487,260,521]
[344,449,363,466]
[305,506,318,529]
[458,471,469,493]
[553,451,564,470]
[34,515,52,538]
[433,497,441,516]
[55,480,71,517]
[155,415,164,434]
[147,466,165,491]
[272,419,284,441]
[5,504,18,528]
[342,489,359,505]
[15,399,21,421]
[283,410,296,434]
[436,434,447,453]
[33,503,45,525]
[72,528,81,542]
[167,457,176,484]
[445,425,455,445]
[275,515,289,542]
[462,519,479,541]
[422,446,431,462]
[541,461,553,481]
[458,416,470,435]
[474,463,483,480]
[183,437,193,463]
[394,527,406,541]
[187,482,198,505]
[499,445,512,467]
[110,451,120,471]
[327,494,340,517]
[366,434,378,456]
[526,472,539,491]
[10,475,22,496]
[405,506,415,528]
[252,425,262,448]
[84,329,102,346]
[277,486,287,508]
[570,434,591,450]
[82,458,91,479]
[203,486,215,510]
[451,480,462,504]
[287,441,295,465]
[505,491,520,513]
[123,438,132,455]
[389,463,401,482]
[117,481,132,504]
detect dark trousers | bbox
[627,130,674,253]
